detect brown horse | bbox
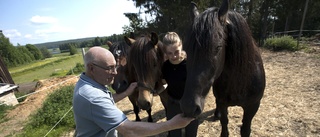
[180,1,266,137]
[111,32,167,122]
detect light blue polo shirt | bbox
[73,73,127,137]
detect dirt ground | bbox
[0,45,319,137]
[0,75,79,137]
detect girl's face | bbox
[166,44,183,64]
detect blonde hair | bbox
[163,32,182,47]
[162,32,186,59]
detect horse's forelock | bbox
[185,7,226,64]
[185,7,258,92]
[129,36,162,84]
[110,41,130,59]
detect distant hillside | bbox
[34,37,97,49]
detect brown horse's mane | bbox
[127,34,164,85]
[184,8,259,94]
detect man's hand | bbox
[169,113,195,129]
[125,82,137,96]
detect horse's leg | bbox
[213,88,221,120]
[159,89,168,115]
[241,102,260,137]
[133,104,141,121]
[167,96,182,137]
[129,91,141,121]
[185,116,199,137]
[146,108,153,122]
[219,105,229,137]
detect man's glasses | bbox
[92,63,119,73]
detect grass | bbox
[15,85,75,137]
[9,54,83,84]
[0,47,105,136]
[0,105,13,123]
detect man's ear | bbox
[88,63,94,72]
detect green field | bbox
[9,53,84,84]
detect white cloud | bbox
[3,29,21,38]
[24,34,32,38]
[35,25,72,35]
[30,15,58,24]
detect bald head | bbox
[84,46,115,71]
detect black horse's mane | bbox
[184,7,226,63]
[109,41,131,60]
[184,7,260,93]
[127,34,164,84]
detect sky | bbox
[0,0,140,46]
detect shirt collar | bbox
[80,72,109,92]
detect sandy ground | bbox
[0,45,319,137]
[118,46,320,137]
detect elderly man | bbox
[73,46,194,137]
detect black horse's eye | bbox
[216,46,222,51]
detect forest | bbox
[123,0,320,44]
[1,0,319,67]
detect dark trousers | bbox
[166,96,199,137]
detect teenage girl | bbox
[162,32,199,137]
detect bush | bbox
[263,36,301,51]
[66,63,84,75]
[69,46,78,55]
[18,85,75,137]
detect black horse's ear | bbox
[124,36,135,46]
[218,0,229,24]
[106,41,112,48]
[150,32,158,46]
[190,1,199,20]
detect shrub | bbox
[18,85,75,137]
[66,63,84,75]
[69,46,78,55]
[263,36,301,51]
[50,69,68,77]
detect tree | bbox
[93,37,102,46]
[40,47,52,58]
[69,45,78,55]
[123,13,146,34]
[79,41,92,48]
[0,33,26,67]
[16,46,34,63]
[26,44,43,60]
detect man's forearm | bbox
[113,91,128,103]
[118,120,175,137]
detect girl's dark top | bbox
[162,59,187,100]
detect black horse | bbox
[108,34,133,93]
[180,1,266,137]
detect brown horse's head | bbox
[125,32,165,110]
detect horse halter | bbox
[137,82,156,94]
[114,49,121,66]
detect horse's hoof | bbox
[148,118,153,122]
[135,118,141,121]
[212,112,221,121]
[212,115,220,121]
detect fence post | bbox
[297,0,309,49]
